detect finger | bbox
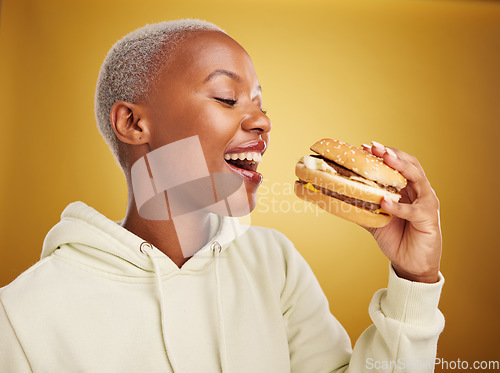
[388,148,426,177]
[370,141,431,198]
[382,148,424,185]
[361,144,372,153]
[381,196,424,223]
[373,144,425,195]
[370,141,386,158]
[362,143,418,183]
[372,141,425,175]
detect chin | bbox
[245,190,258,214]
[203,182,256,217]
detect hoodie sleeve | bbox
[0,298,32,372]
[278,232,445,373]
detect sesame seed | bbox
[326,149,330,152]
[351,158,355,162]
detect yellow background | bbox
[1,0,499,366]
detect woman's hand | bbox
[361,141,442,283]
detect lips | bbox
[224,139,266,185]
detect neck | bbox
[121,197,211,268]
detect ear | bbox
[110,101,151,145]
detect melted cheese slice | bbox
[303,182,319,192]
[299,156,337,174]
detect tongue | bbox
[227,159,254,171]
[228,163,262,184]
[225,160,262,184]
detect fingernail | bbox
[386,148,397,159]
[371,141,385,150]
[383,196,393,205]
[361,143,371,149]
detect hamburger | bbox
[294,139,407,227]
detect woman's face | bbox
[141,31,271,214]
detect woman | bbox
[0,19,443,372]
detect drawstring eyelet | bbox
[140,242,153,255]
[210,241,222,254]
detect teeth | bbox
[224,152,262,163]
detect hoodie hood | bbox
[41,201,244,275]
[39,201,246,371]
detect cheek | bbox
[197,112,239,170]
[146,96,213,147]
[147,98,238,171]
[198,106,237,137]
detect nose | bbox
[240,106,272,135]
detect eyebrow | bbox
[204,69,262,93]
[204,69,241,83]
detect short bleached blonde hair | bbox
[95,19,224,168]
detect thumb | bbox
[381,196,417,222]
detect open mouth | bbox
[224,152,262,172]
[223,151,263,185]
[223,140,266,185]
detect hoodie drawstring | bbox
[141,240,228,372]
[211,241,228,372]
[140,242,178,372]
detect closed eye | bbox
[214,97,237,106]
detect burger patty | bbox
[311,155,399,193]
[298,180,386,213]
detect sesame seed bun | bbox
[310,139,407,190]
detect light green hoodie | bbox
[0,202,444,372]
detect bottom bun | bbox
[294,181,392,228]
